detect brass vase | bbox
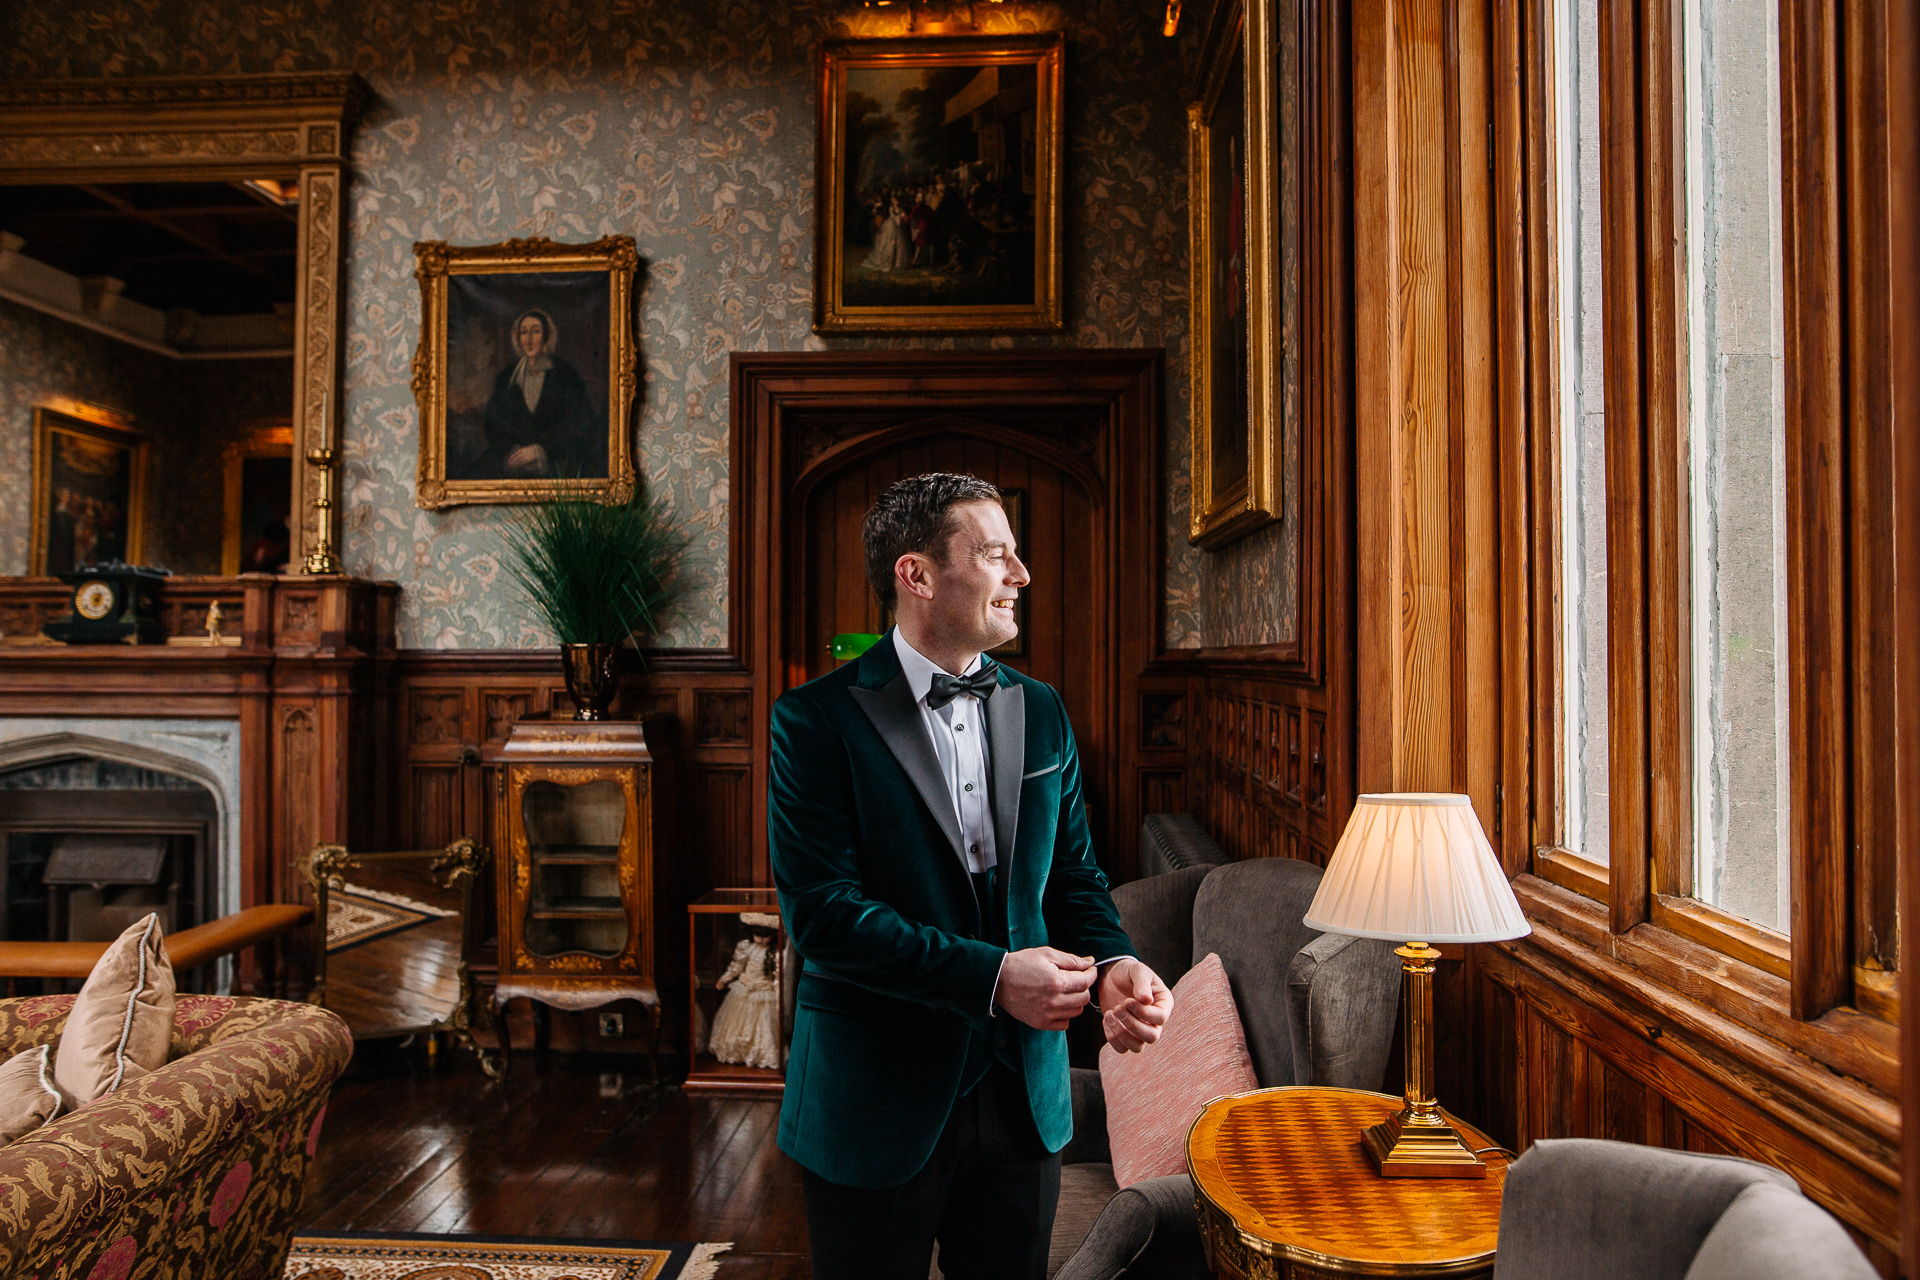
[560,643,620,721]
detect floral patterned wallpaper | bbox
[2,0,1299,652]
[0,299,290,576]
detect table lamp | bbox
[1303,793,1530,1178]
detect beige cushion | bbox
[1099,952,1258,1187]
[0,1046,63,1144]
[52,913,175,1109]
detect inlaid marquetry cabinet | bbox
[484,716,675,1071]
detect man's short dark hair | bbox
[862,472,1003,611]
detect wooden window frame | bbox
[1521,0,1903,1033]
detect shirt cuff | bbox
[1088,956,1130,1011]
[990,954,1132,1017]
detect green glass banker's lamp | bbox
[1303,793,1531,1178]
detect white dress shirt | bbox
[892,629,997,875]
[892,629,1125,1018]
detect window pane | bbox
[1557,0,1610,863]
[1683,0,1790,932]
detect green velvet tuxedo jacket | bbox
[769,631,1136,1189]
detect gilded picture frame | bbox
[28,405,149,575]
[1187,0,1286,548]
[221,419,294,574]
[816,34,1065,334]
[412,236,639,510]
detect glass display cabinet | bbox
[485,716,672,1076]
[684,888,790,1097]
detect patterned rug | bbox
[284,1232,731,1279]
[324,884,456,954]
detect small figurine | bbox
[710,911,781,1069]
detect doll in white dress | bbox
[709,912,782,1069]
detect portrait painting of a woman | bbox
[478,308,601,479]
[419,245,632,506]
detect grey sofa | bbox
[1493,1138,1877,1280]
[1047,857,1404,1279]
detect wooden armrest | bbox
[0,904,314,979]
[164,904,313,971]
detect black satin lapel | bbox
[986,681,1024,868]
[848,675,966,862]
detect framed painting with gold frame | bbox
[816,34,1065,334]
[412,235,639,510]
[221,419,294,574]
[28,405,149,575]
[1187,0,1285,548]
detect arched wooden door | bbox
[791,418,1107,776]
[734,351,1162,885]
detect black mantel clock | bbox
[42,563,170,645]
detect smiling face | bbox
[516,314,549,358]
[910,499,1028,660]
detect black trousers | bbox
[802,1063,1062,1280]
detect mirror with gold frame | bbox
[301,840,499,1076]
[0,74,368,572]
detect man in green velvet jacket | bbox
[770,473,1175,1279]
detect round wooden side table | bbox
[1187,1086,1510,1278]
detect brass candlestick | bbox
[303,447,341,575]
[1361,942,1487,1178]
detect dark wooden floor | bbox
[301,1043,810,1278]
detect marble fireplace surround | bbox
[0,717,243,924]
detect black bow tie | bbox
[926,663,999,710]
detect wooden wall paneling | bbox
[1352,0,1449,795]
[1891,0,1920,1262]
[1490,0,1559,875]
[1780,0,1853,1022]
[1350,0,1510,819]
[1481,937,1899,1266]
[1595,0,1663,930]
[1469,885,1902,1265]
[1839,0,1897,1002]
[1188,677,1333,864]
[1450,0,1502,846]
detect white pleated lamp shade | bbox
[1304,794,1532,944]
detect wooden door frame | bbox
[730,350,1163,885]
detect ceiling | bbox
[0,181,299,316]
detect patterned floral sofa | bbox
[0,994,352,1280]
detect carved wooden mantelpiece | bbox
[0,573,398,992]
[0,72,370,572]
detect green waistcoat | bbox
[769,631,1136,1189]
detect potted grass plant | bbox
[498,484,689,721]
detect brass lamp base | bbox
[1358,940,1489,1179]
[1361,1106,1487,1179]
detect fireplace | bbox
[0,719,243,990]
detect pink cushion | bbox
[1099,952,1258,1187]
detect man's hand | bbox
[1098,958,1174,1053]
[994,947,1099,1030]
